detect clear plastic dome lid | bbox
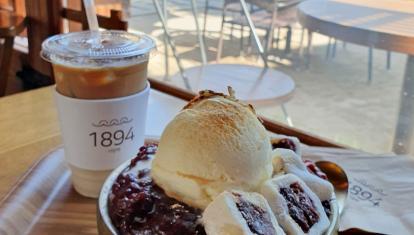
[41,30,156,67]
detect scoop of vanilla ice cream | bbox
[151,93,273,209]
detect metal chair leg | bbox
[276,28,281,49]
[368,47,373,83]
[298,27,305,56]
[240,25,245,56]
[247,27,253,54]
[386,51,391,70]
[216,5,227,62]
[331,39,337,58]
[326,37,332,60]
[190,0,207,65]
[285,26,292,54]
[246,4,254,54]
[305,30,313,68]
[265,5,277,57]
[202,0,209,42]
[281,104,293,127]
[264,29,271,57]
[230,21,234,40]
[162,0,169,80]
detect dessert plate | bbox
[97,145,339,235]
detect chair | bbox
[214,0,302,62]
[0,9,26,96]
[152,0,295,126]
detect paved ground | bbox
[118,0,409,154]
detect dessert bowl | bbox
[97,142,339,235]
[97,89,339,235]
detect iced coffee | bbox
[53,62,148,99]
[41,30,155,198]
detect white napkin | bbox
[302,146,414,235]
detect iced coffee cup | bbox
[41,30,155,198]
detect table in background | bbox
[0,86,186,200]
[297,0,414,154]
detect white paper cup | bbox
[54,83,150,198]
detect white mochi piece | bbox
[271,134,302,156]
[261,174,330,235]
[273,149,334,201]
[203,191,285,235]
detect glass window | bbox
[124,0,413,155]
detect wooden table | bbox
[0,86,186,201]
[297,0,414,154]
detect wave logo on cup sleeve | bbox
[92,117,133,127]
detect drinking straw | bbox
[83,0,99,31]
